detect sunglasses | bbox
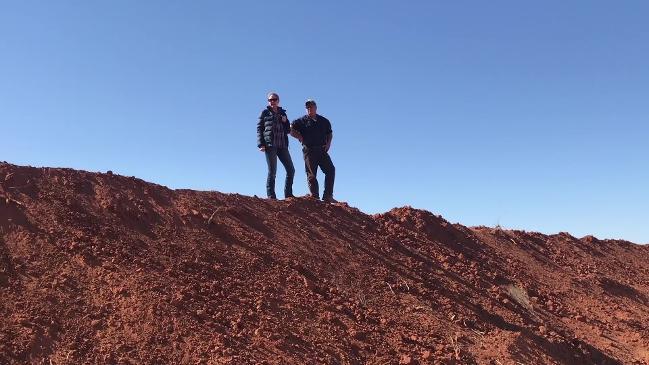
[268,98,278,102]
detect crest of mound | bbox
[374,206,465,244]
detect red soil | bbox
[1,162,648,364]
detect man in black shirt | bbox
[290,99,336,202]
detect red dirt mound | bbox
[1,162,648,364]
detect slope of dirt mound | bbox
[1,162,648,364]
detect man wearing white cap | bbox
[257,92,295,199]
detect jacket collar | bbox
[267,106,285,114]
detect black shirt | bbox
[291,115,332,147]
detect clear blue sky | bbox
[1,1,647,243]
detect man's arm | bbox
[290,119,304,144]
[326,133,333,152]
[257,111,266,151]
[290,129,303,143]
[325,117,333,151]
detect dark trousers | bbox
[265,147,295,198]
[303,146,335,199]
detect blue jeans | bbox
[265,147,295,198]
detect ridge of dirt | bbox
[1,162,648,364]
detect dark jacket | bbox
[257,107,290,148]
[291,114,332,147]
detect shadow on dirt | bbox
[599,277,649,305]
[510,328,622,365]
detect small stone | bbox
[399,354,412,364]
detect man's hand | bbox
[259,146,266,152]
